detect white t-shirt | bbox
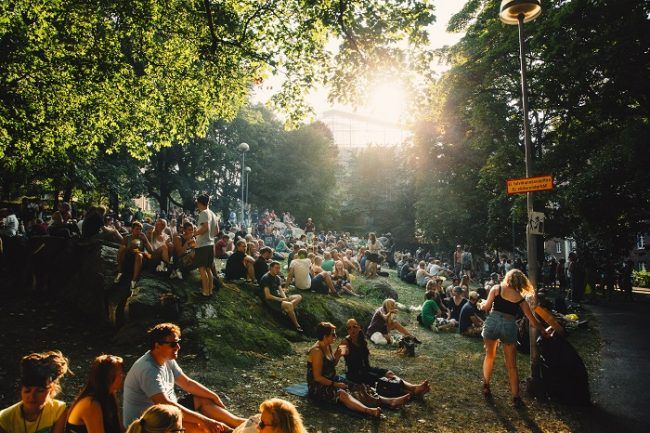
[290,258,312,290]
[1,214,18,236]
[196,208,218,248]
[123,351,183,426]
[429,264,442,275]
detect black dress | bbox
[343,336,389,386]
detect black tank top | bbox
[492,287,524,316]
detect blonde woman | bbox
[125,404,182,433]
[233,398,306,433]
[480,269,550,407]
[0,351,69,433]
[366,299,414,345]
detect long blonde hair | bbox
[126,404,182,433]
[259,398,307,433]
[502,269,534,295]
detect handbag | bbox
[375,376,404,397]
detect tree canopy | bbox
[414,0,650,260]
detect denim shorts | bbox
[482,311,518,344]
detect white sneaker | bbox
[130,280,137,290]
[114,273,123,283]
[175,269,183,280]
[156,263,166,272]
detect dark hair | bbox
[260,247,273,255]
[269,261,281,268]
[182,221,193,229]
[70,355,123,432]
[20,351,69,395]
[315,322,336,341]
[425,290,435,300]
[196,194,210,206]
[131,221,143,229]
[148,323,181,349]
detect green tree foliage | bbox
[415,0,650,260]
[141,105,338,224]
[0,0,436,168]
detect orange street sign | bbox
[506,175,553,195]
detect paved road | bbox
[583,293,650,433]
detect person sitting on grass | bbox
[224,239,255,282]
[366,299,416,345]
[438,286,467,331]
[261,261,303,332]
[307,322,410,419]
[332,260,361,296]
[148,218,173,273]
[0,350,69,433]
[248,398,307,433]
[343,249,361,273]
[125,404,182,433]
[311,255,340,296]
[416,261,434,287]
[321,251,335,272]
[65,355,123,433]
[417,291,443,331]
[170,222,197,280]
[459,291,484,337]
[123,323,245,432]
[286,248,312,290]
[115,221,154,289]
[341,319,430,398]
[254,246,273,284]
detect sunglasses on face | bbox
[159,339,181,347]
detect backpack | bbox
[538,335,590,406]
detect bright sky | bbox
[252,1,466,125]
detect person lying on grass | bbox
[341,319,430,398]
[307,322,411,419]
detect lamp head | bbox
[238,142,250,152]
[245,166,252,173]
[499,0,542,25]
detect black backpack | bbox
[538,334,590,406]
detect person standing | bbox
[480,269,549,407]
[195,194,219,297]
[123,323,244,432]
[453,245,463,277]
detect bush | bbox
[633,270,650,288]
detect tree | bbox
[414,0,650,261]
[1,0,436,168]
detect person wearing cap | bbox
[458,291,483,337]
[194,194,219,297]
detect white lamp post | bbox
[237,142,250,226]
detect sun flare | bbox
[364,81,409,124]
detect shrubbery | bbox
[633,271,650,288]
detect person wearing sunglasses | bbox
[125,404,183,433]
[123,323,245,433]
[307,322,410,419]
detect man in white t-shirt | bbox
[286,248,312,290]
[0,208,19,237]
[123,323,244,432]
[195,194,219,297]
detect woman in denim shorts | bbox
[479,269,550,408]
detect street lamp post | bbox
[237,142,250,227]
[245,166,251,225]
[499,0,543,388]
